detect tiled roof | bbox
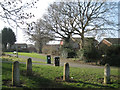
[102,39,112,46]
[104,38,120,45]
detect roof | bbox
[104,38,120,45]
[62,37,97,41]
[71,37,98,44]
[98,38,120,47]
[14,43,27,45]
[46,37,98,45]
[46,40,61,45]
[102,39,112,46]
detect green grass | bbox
[2,56,46,64]
[2,57,119,88]
[5,52,48,60]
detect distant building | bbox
[11,43,28,52]
[60,37,98,58]
[42,37,99,57]
[11,43,27,49]
[27,44,37,53]
[42,40,61,55]
[98,38,120,54]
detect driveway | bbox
[5,54,104,68]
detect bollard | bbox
[54,56,60,66]
[12,61,20,86]
[104,63,110,84]
[63,63,69,81]
[47,55,51,64]
[26,58,32,76]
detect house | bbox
[74,37,98,48]
[11,43,28,52]
[42,37,98,57]
[98,38,120,54]
[11,43,27,49]
[61,37,98,48]
[27,44,37,53]
[60,37,98,58]
[42,40,61,55]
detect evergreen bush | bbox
[102,45,120,66]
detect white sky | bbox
[0,0,120,45]
[0,0,55,44]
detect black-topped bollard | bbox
[47,55,51,64]
[54,56,60,66]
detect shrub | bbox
[102,45,120,66]
[61,47,77,58]
[77,45,101,62]
[60,39,78,58]
[67,50,77,58]
[77,49,85,60]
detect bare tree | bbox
[43,2,76,41]
[26,19,55,53]
[0,0,38,28]
[43,0,118,49]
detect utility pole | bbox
[16,26,18,58]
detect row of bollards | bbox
[63,63,111,83]
[46,55,111,84]
[12,58,32,86]
[12,60,69,87]
[12,55,111,87]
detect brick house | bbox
[98,38,120,54]
[60,37,98,49]
[42,37,98,57]
[60,37,98,58]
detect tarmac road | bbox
[4,54,104,68]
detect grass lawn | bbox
[5,52,47,60]
[2,57,119,88]
[2,56,46,64]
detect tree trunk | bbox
[10,44,12,49]
[80,33,84,49]
[38,48,42,53]
[38,45,43,53]
[3,43,7,51]
[9,44,13,51]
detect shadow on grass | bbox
[2,62,13,87]
[2,63,76,88]
[20,70,76,88]
[68,79,116,88]
[2,60,118,89]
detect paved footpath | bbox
[4,54,104,68]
